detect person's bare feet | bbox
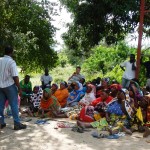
[122,126,132,135]
[143,126,150,138]
[77,120,85,129]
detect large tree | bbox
[60,0,150,61]
[0,0,58,72]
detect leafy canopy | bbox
[0,0,58,72]
[60,0,150,59]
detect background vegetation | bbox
[0,0,149,87]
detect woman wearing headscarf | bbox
[38,88,61,118]
[78,84,96,107]
[67,81,85,107]
[79,89,113,123]
[53,81,69,108]
[76,89,133,135]
[128,80,143,108]
[51,83,58,95]
[96,78,110,98]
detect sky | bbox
[49,0,72,51]
[38,0,150,51]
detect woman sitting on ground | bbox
[109,84,122,98]
[79,89,113,123]
[67,81,85,107]
[38,88,61,118]
[128,80,143,108]
[53,81,69,108]
[51,83,58,95]
[77,89,133,135]
[96,78,110,98]
[78,84,96,107]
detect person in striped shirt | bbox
[0,46,26,130]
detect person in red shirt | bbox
[79,89,113,123]
[91,89,113,107]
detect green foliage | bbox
[0,0,58,72]
[81,43,136,82]
[105,65,123,83]
[50,65,74,83]
[60,0,149,59]
[57,49,69,67]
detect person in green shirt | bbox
[20,75,32,99]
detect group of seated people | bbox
[16,71,150,138]
[6,66,150,138]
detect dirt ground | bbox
[0,117,150,150]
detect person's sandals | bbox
[72,126,84,133]
[143,126,150,137]
[91,132,108,138]
[107,134,120,139]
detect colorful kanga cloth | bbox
[94,101,107,113]
[91,118,108,131]
[40,88,60,113]
[121,89,135,119]
[67,82,85,106]
[106,99,124,116]
[108,114,128,131]
[40,96,60,112]
[79,106,95,122]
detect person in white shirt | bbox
[41,68,53,89]
[0,46,26,130]
[120,54,136,88]
[68,66,84,84]
[78,84,96,106]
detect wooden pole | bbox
[136,0,145,79]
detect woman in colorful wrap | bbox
[77,89,133,136]
[128,80,143,108]
[54,81,69,108]
[51,83,58,95]
[67,81,85,107]
[96,78,110,98]
[38,88,61,118]
[78,89,113,123]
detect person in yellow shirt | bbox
[54,81,69,108]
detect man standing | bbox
[120,54,136,88]
[0,46,26,130]
[41,68,53,90]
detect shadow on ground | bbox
[0,117,150,150]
